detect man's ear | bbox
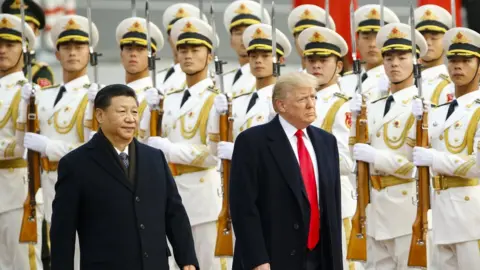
[336,60,344,75]
[279,56,286,65]
[95,108,104,125]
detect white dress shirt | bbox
[114,146,129,156]
[279,115,320,202]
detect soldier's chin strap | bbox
[391,71,414,85]
[185,53,210,77]
[318,64,339,89]
[420,50,444,66]
[0,50,24,74]
[465,59,480,87]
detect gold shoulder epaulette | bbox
[207,85,220,94]
[41,84,60,90]
[83,83,92,88]
[475,99,480,104]
[16,80,27,86]
[166,88,184,95]
[342,71,353,76]
[223,68,238,76]
[334,92,351,101]
[371,95,388,104]
[232,88,254,99]
[439,74,451,82]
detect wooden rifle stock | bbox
[19,95,41,243]
[347,98,370,262]
[408,111,430,268]
[149,98,164,137]
[215,96,233,256]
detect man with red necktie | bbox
[230,72,343,270]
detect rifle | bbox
[87,0,101,131]
[347,0,369,261]
[325,0,330,29]
[19,0,41,243]
[408,4,429,267]
[271,1,280,77]
[145,0,163,137]
[210,1,233,256]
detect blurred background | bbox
[32,0,472,84]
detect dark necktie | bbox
[53,86,66,107]
[164,67,175,83]
[246,92,259,113]
[446,99,458,120]
[233,69,242,85]
[295,130,320,250]
[361,73,368,83]
[383,95,394,116]
[180,89,191,108]
[119,152,129,170]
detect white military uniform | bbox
[351,23,428,270]
[339,65,390,101]
[147,17,227,270]
[425,27,480,270]
[0,72,43,270]
[160,63,186,92]
[231,84,275,140]
[223,63,256,95]
[0,14,42,270]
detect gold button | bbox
[465,196,470,201]
[439,135,443,140]
[240,127,244,132]
[63,120,67,124]
[199,178,205,183]
[392,136,398,140]
[437,191,441,195]
[173,123,176,129]
[402,190,408,196]
[8,167,13,172]
[376,132,380,137]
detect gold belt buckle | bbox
[434,176,447,191]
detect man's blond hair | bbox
[272,72,318,112]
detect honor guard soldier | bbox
[414,4,454,105]
[116,16,164,139]
[339,5,400,100]
[222,0,270,94]
[413,27,480,270]
[214,23,291,160]
[287,4,335,71]
[0,13,43,270]
[350,23,428,269]
[157,3,207,93]
[18,14,100,270]
[2,0,54,87]
[298,26,358,270]
[144,17,226,270]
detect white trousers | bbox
[435,240,480,270]
[366,234,416,270]
[169,221,232,270]
[0,207,43,270]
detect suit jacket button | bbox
[140,224,145,229]
[290,250,296,256]
[135,196,140,202]
[293,223,299,230]
[144,252,149,258]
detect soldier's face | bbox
[305,55,342,86]
[96,96,139,141]
[177,45,211,75]
[0,40,22,71]
[448,56,480,86]
[168,35,178,62]
[421,32,444,62]
[357,31,382,66]
[121,44,149,74]
[384,51,413,84]
[230,25,248,58]
[249,50,274,78]
[27,22,39,37]
[276,86,317,129]
[56,42,90,72]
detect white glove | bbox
[413,146,434,167]
[349,93,363,114]
[214,94,228,114]
[87,83,100,102]
[145,88,161,110]
[21,83,39,101]
[217,141,234,160]
[412,98,431,119]
[24,132,49,154]
[147,137,173,155]
[353,143,376,163]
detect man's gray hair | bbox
[272,72,318,104]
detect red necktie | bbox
[295,130,320,250]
